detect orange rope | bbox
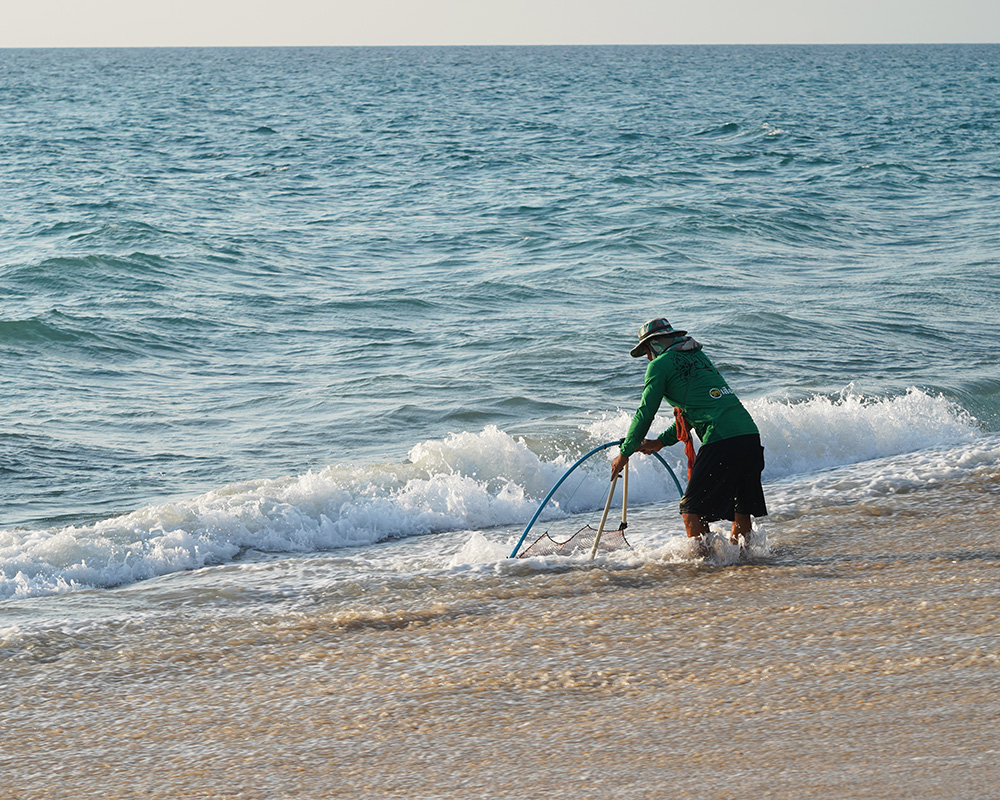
[674,406,697,480]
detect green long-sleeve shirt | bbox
[620,347,758,457]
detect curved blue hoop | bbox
[508,440,683,558]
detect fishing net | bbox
[517,524,631,558]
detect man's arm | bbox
[619,359,670,457]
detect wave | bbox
[0,388,989,601]
[752,387,981,477]
[585,387,982,481]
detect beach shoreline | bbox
[5,471,998,799]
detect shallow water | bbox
[5,467,999,799]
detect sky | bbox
[3,0,1000,48]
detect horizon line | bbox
[3,41,999,50]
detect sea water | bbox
[2,45,999,798]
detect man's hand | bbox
[637,438,664,454]
[610,452,628,480]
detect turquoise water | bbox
[2,44,999,599]
[4,46,1000,799]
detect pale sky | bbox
[4,0,999,48]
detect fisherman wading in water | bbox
[610,318,767,551]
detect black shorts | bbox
[678,433,767,522]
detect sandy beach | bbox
[5,469,998,799]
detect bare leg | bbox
[682,513,710,556]
[683,513,709,539]
[730,514,752,545]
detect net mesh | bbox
[517,524,631,558]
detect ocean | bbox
[2,44,999,798]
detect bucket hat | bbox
[630,318,687,357]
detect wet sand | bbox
[3,471,999,799]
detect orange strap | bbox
[674,406,697,480]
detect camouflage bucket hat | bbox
[629,318,687,357]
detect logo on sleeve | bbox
[709,387,733,399]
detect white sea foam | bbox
[750,387,981,479]
[1,390,993,600]
[586,387,981,481]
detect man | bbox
[610,318,766,548]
